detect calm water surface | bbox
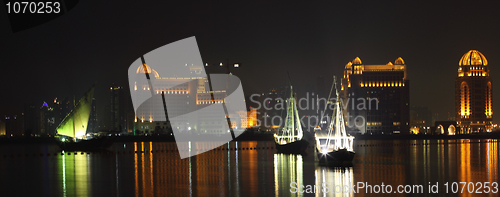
[0,139,498,196]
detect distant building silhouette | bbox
[410,106,433,126]
[23,104,38,136]
[86,98,97,134]
[109,84,133,133]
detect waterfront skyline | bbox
[1,1,500,125]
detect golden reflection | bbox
[58,153,91,197]
[314,167,354,197]
[237,142,258,196]
[459,139,471,197]
[134,142,138,197]
[487,141,498,184]
[75,154,90,196]
[149,142,154,196]
[274,153,304,197]
[48,140,500,196]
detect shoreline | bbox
[1,132,500,144]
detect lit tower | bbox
[455,50,492,133]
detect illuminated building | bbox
[132,64,252,134]
[409,120,425,134]
[433,121,457,135]
[455,50,492,133]
[340,57,410,134]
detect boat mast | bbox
[287,72,294,142]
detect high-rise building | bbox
[410,106,433,127]
[110,85,133,133]
[254,87,287,128]
[39,101,57,136]
[340,57,410,134]
[87,98,97,133]
[455,50,492,133]
[23,104,38,135]
[4,115,22,136]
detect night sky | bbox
[1,1,500,124]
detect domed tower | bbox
[341,62,352,91]
[455,50,492,133]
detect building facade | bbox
[340,57,410,134]
[455,50,492,133]
[132,64,254,135]
[109,85,134,133]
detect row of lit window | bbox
[468,71,486,77]
[197,101,224,105]
[459,66,486,71]
[135,118,153,123]
[366,122,382,126]
[360,82,404,87]
[154,90,189,94]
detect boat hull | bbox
[57,138,113,152]
[316,148,355,165]
[275,139,309,154]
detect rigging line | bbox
[320,75,336,128]
[140,56,172,129]
[221,61,236,139]
[278,82,289,134]
[286,72,294,140]
[140,56,155,96]
[326,76,339,147]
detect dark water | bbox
[0,139,498,196]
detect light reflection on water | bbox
[0,139,498,196]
